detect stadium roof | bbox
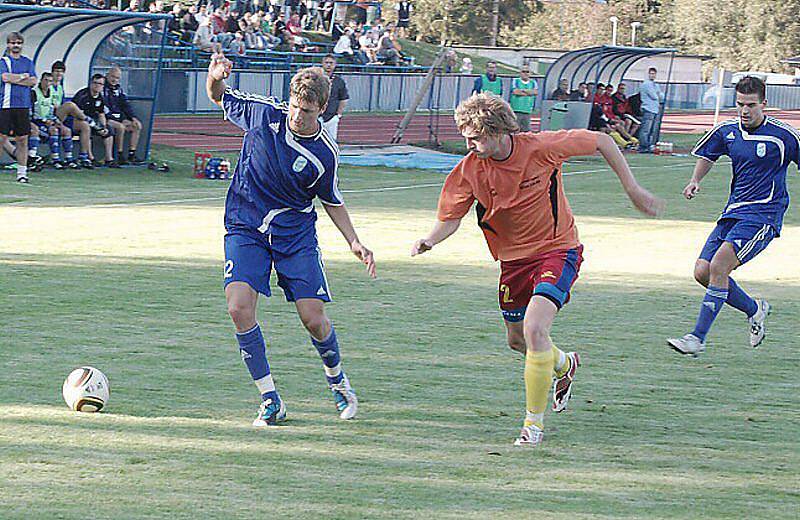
[0,4,170,96]
[542,45,677,96]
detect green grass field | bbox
[1,145,799,519]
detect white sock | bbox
[17,165,27,177]
[254,374,276,395]
[553,350,567,372]
[525,411,544,428]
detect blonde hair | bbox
[454,93,520,136]
[290,66,330,109]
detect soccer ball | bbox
[62,366,110,412]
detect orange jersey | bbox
[437,130,599,261]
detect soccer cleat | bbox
[66,160,80,170]
[667,333,706,357]
[53,161,66,170]
[748,299,771,348]
[514,424,544,447]
[78,158,94,169]
[104,160,121,169]
[252,397,287,427]
[552,352,580,413]
[330,374,358,420]
[16,175,29,183]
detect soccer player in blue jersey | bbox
[206,52,376,427]
[0,32,37,183]
[668,76,799,356]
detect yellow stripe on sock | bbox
[524,349,554,429]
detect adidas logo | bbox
[735,239,743,247]
[269,122,280,134]
[316,286,327,296]
[725,131,736,140]
[703,301,717,312]
[241,350,252,360]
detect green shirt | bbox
[509,78,537,114]
[50,83,64,107]
[481,74,503,96]
[33,86,56,121]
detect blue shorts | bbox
[699,218,776,265]
[223,229,332,302]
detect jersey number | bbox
[500,284,513,303]
[224,260,234,278]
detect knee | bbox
[694,263,710,286]
[507,336,526,354]
[524,322,550,351]
[300,312,331,339]
[709,258,732,280]
[227,299,255,328]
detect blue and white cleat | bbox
[748,299,771,348]
[252,397,287,427]
[667,333,706,357]
[330,374,358,420]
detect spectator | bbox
[444,49,457,73]
[273,12,291,46]
[103,65,143,165]
[50,61,95,169]
[124,0,141,12]
[359,28,379,64]
[637,66,663,153]
[227,31,248,58]
[611,83,640,137]
[509,65,538,132]
[472,60,502,96]
[460,56,473,74]
[394,1,412,39]
[71,73,116,167]
[376,27,401,66]
[194,4,209,26]
[193,18,215,52]
[320,54,349,140]
[550,78,570,100]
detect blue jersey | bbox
[222,87,342,238]
[0,54,36,109]
[692,116,800,234]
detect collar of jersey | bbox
[289,123,321,140]
[739,116,766,134]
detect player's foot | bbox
[28,160,43,173]
[667,333,705,357]
[330,374,358,420]
[127,154,145,165]
[748,299,771,348]
[66,160,80,170]
[552,352,580,413]
[78,158,94,169]
[53,161,65,170]
[104,160,121,169]
[16,175,29,183]
[513,424,544,447]
[252,396,287,427]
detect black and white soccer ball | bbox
[62,366,110,412]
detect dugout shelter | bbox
[0,4,170,160]
[540,45,676,141]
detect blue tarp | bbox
[339,151,462,172]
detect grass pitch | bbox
[1,144,799,519]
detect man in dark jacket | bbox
[104,66,143,164]
[72,73,116,167]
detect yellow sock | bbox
[552,344,570,379]
[524,349,554,429]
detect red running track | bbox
[152,109,800,152]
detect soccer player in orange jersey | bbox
[411,94,665,447]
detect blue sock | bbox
[49,135,61,161]
[726,278,757,317]
[312,326,343,385]
[79,151,89,160]
[28,135,39,156]
[236,324,279,402]
[61,137,73,159]
[692,285,729,342]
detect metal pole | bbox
[490,0,499,47]
[392,47,448,144]
[713,67,725,126]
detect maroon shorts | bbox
[498,245,584,322]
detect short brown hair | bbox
[7,32,23,43]
[735,76,766,102]
[454,93,520,137]
[290,66,330,109]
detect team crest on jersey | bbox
[725,131,736,140]
[756,142,766,157]
[292,155,308,172]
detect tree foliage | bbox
[401,0,800,72]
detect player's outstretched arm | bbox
[597,133,665,217]
[683,158,714,199]
[206,51,233,106]
[411,219,461,256]
[322,203,376,278]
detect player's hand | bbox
[683,180,701,199]
[628,185,665,217]
[351,240,376,278]
[411,238,434,256]
[208,51,232,81]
